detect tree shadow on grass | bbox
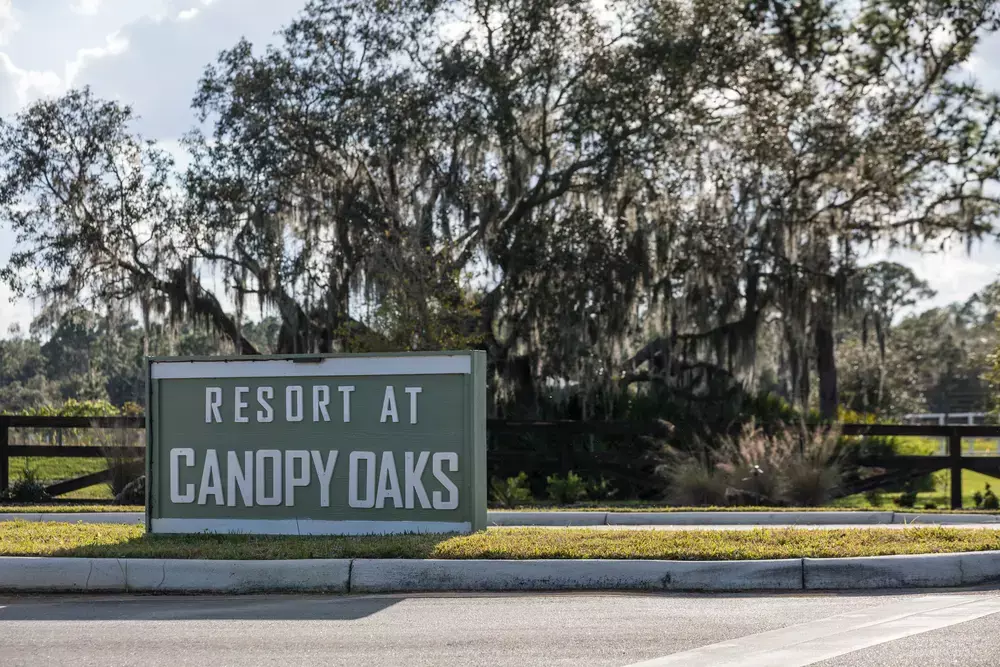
[46,531,452,561]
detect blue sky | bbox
[1,0,1000,333]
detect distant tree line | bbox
[0,308,280,411]
[2,270,996,421]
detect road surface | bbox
[2,589,1000,666]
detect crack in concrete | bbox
[84,560,94,591]
[158,561,167,590]
[115,558,127,593]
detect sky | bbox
[1,0,1000,334]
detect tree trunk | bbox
[815,304,838,420]
[784,322,811,411]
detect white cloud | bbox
[0,0,311,332]
[70,0,104,16]
[0,281,37,336]
[72,0,307,139]
[962,55,982,74]
[65,30,128,85]
[0,52,62,116]
[0,0,18,45]
[863,238,1000,316]
[0,30,129,118]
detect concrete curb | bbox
[803,551,1000,589]
[0,557,127,592]
[0,557,351,593]
[4,510,1000,527]
[3,551,999,593]
[604,511,896,525]
[125,558,351,593]
[488,511,608,526]
[350,558,801,592]
[893,512,1000,524]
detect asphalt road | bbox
[2,589,1000,666]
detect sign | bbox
[145,352,487,535]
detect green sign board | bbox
[145,352,487,535]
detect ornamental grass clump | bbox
[660,422,843,507]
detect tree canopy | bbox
[3,0,1000,420]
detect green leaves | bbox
[2,0,1000,422]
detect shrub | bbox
[546,471,588,504]
[661,422,843,507]
[784,462,843,507]
[489,472,533,508]
[894,490,918,508]
[923,502,937,510]
[974,490,985,508]
[660,458,730,506]
[983,484,999,510]
[781,429,844,506]
[1,461,50,503]
[587,477,618,501]
[864,489,884,507]
[114,475,145,505]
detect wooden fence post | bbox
[949,428,962,510]
[0,415,9,495]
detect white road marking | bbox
[626,594,1000,667]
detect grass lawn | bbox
[1,522,1000,560]
[8,456,107,483]
[0,505,143,513]
[894,436,1000,456]
[832,469,1000,510]
[58,484,115,500]
[6,456,116,500]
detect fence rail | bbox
[2,416,1000,508]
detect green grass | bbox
[894,436,1000,456]
[59,484,115,500]
[7,456,116,500]
[0,505,143,513]
[2,522,1000,560]
[9,457,107,483]
[832,469,1000,510]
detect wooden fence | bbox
[2,416,1000,509]
[0,415,144,498]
